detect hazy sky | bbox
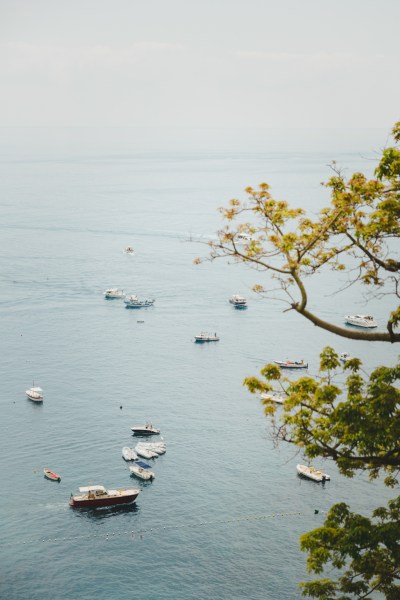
[1,0,399,131]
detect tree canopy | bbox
[200,121,400,343]
[200,122,400,598]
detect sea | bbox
[0,126,397,600]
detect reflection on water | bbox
[73,502,140,521]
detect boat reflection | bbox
[74,502,139,521]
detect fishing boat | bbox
[194,332,220,343]
[229,294,247,308]
[260,391,287,404]
[339,352,352,362]
[124,246,134,254]
[26,384,44,402]
[274,360,308,369]
[43,468,61,482]
[124,295,155,308]
[104,288,125,299]
[344,314,377,328]
[69,485,140,508]
[296,464,330,482]
[129,461,155,481]
[122,447,138,461]
[131,423,161,436]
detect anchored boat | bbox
[297,464,330,482]
[274,360,308,369]
[344,314,377,328]
[69,485,140,508]
[26,383,44,402]
[43,468,61,482]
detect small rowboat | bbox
[44,468,61,482]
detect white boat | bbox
[124,246,134,254]
[124,295,155,308]
[339,352,352,362]
[274,359,308,369]
[134,445,158,459]
[194,332,220,343]
[260,391,287,404]
[344,314,377,328]
[229,294,247,308]
[131,423,160,436]
[296,464,330,482]
[104,288,125,299]
[26,384,44,402]
[122,447,138,461]
[129,461,155,481]
[136,442,166,455]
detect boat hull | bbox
[70,491,139,508]
[26,394,43,402]
[274,361,308,369]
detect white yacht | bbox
[104,288,125,299]
[229,294,247,308]
[344,315,377,328]
[26,384,44,402]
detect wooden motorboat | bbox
[274,360,308,369]
[129,461,155,481]
[297,464,330,482]
[69,485,140,508]
[26,384,44,402]
[122,447,138,461]
[131,423,160,436]
[44,468,61,482]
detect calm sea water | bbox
[0,128,397,600]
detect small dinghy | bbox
[136,442,166,455]
[122,447,138,461]
[129,461,155,481]
[296,464,330,482]
[134,444,158,459]
[44,468,61,482]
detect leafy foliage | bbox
[244,348,400,598]
[202,122,400,598]
[201,122,400,342]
